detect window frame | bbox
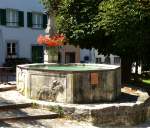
[6,8,19,27]
[6,41,18,58]
[114,56,120,65]
[96,58,102,64]
[32,12,43,29]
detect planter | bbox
[44,46,58,63]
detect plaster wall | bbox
[0,0,46,65]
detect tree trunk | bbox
[121,56,132,83]
[135,61,138,75]
[134,61,139,82]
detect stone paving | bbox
[1,118,150,128]
[0,119,100,128]
[0,83,150,127]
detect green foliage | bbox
[40,0,150,61]
[48,105,64,117]
[39,0,112,53]
[97,0,150,58]
[143,79,150,84]
[39,0,62,13]
[56,0,105,49]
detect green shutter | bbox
[0,9,6,25]
[18,11,24,27]
[43,14,47,29]
[27,12,32,27]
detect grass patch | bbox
[143,79,150,85]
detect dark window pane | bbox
[7,43,11,47]
[7,42,17,57]
[105,56,110,64]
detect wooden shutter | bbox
[43,14,47,29]
[0,9,6,25]
[18,11,24,27]
[27,12,32,27]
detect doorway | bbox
[32,46,44,63]
[65,52,75,63]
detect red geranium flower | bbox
[37,34,65,47]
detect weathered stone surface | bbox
[17,64,121,103]
[1,84,150,127]
[32,86,150,126]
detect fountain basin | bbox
[17,63,121,103]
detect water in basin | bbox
[30,65,100,71]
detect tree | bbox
[40,0,150,83]
[40,0,106,48]
[97,0,150,82]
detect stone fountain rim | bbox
[17,63,120,73]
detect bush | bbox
[142,72,150,80]
[142,64,150,71]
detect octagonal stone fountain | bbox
[17,63,121,103]
[15,6,150,126]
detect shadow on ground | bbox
[116,92,138,103]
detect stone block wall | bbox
[73,69,121,103]
[17,64,121,103]
[35,97,150,127]
[90,104,147,126]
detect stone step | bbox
[0,108,59,121]
[0,90,33,110]
[0,85,16,92]
[0,103,32,110]
[0,90,32,105]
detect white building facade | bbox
[0,0,47,65]
[80,48,96,63]
[80,48,121,65]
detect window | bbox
[32,13,43,29]
[0,9,24,27]
[114,57,120,65]
[96,58,102,63]
[7,42,17,58]
[6,9,18,27]
[84,56,89,61]
[27,12,47,29]
[104,56,110,64]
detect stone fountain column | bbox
[44,46,58,63]
[44,14,58,63]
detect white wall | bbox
[0,0,46,65]
[0,0,44,12]
[80,48,121,65]
[80,48,95,63]
[95,50,121,65]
